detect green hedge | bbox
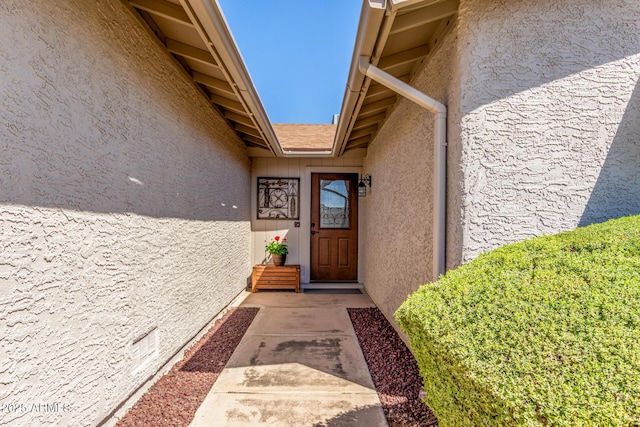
[395,215,640,426]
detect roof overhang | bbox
[121,0,458,158]
[333,0,459,156]
[123,0,284,156]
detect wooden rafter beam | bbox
[349,125,378,141]
[390,0,459,35]
[234,123,262,139]
[345,136,372,150]
[193,72,234,95]
[363,76,408,101]
[242,135,268,147]
[359,97,395,117]
[129,0,193,26]
[352,113,387,131]
[365,83,393,99]
[166,39,217,67]
[210,95,245,114]
[224,111,254,127]
[378,45,429,71]
[136,9,168,44]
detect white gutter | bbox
[282,150,333,158]
[184,0,284,157]
[358,56,447,280]
[332,1,387,156]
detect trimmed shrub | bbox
[395,215,640,426]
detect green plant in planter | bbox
[265,236,288,255]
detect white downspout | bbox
[358,56,446,281]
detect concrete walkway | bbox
[190,291,389,427]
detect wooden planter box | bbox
[252,264,300,293]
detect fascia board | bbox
[184,0,284,156]
[332,0,387,156]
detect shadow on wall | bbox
[580,79,640,226]
[0,109,251,222]
[0,160,251,222]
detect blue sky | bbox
[217,1,362,124]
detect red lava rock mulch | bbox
[348,307,438,427]
[116,307,259,427]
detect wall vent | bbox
[132,328,158,372]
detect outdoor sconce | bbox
[358,174,372,197]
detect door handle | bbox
[311,230,319,235]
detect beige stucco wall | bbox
[0,1,251,426]
[457,0,640,261]
[362,0,640,327]
[360,22,461,326]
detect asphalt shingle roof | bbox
[273,124,336,152]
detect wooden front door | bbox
[310,173,358,281]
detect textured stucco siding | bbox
[0,1,251,426]
[360,23,461,326]
[457,0,640,261]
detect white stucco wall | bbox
[0,1,251,426]
[360,23,461,325]
[457,0,640,261]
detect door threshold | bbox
[302,282,363,290]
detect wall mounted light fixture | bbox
[358,174,372,197]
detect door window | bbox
[320,179,350,229]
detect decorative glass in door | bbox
[320,179,350,229]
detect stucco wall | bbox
[457,0,640,261]
[0,1,251,426]
[360,23,461,325]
